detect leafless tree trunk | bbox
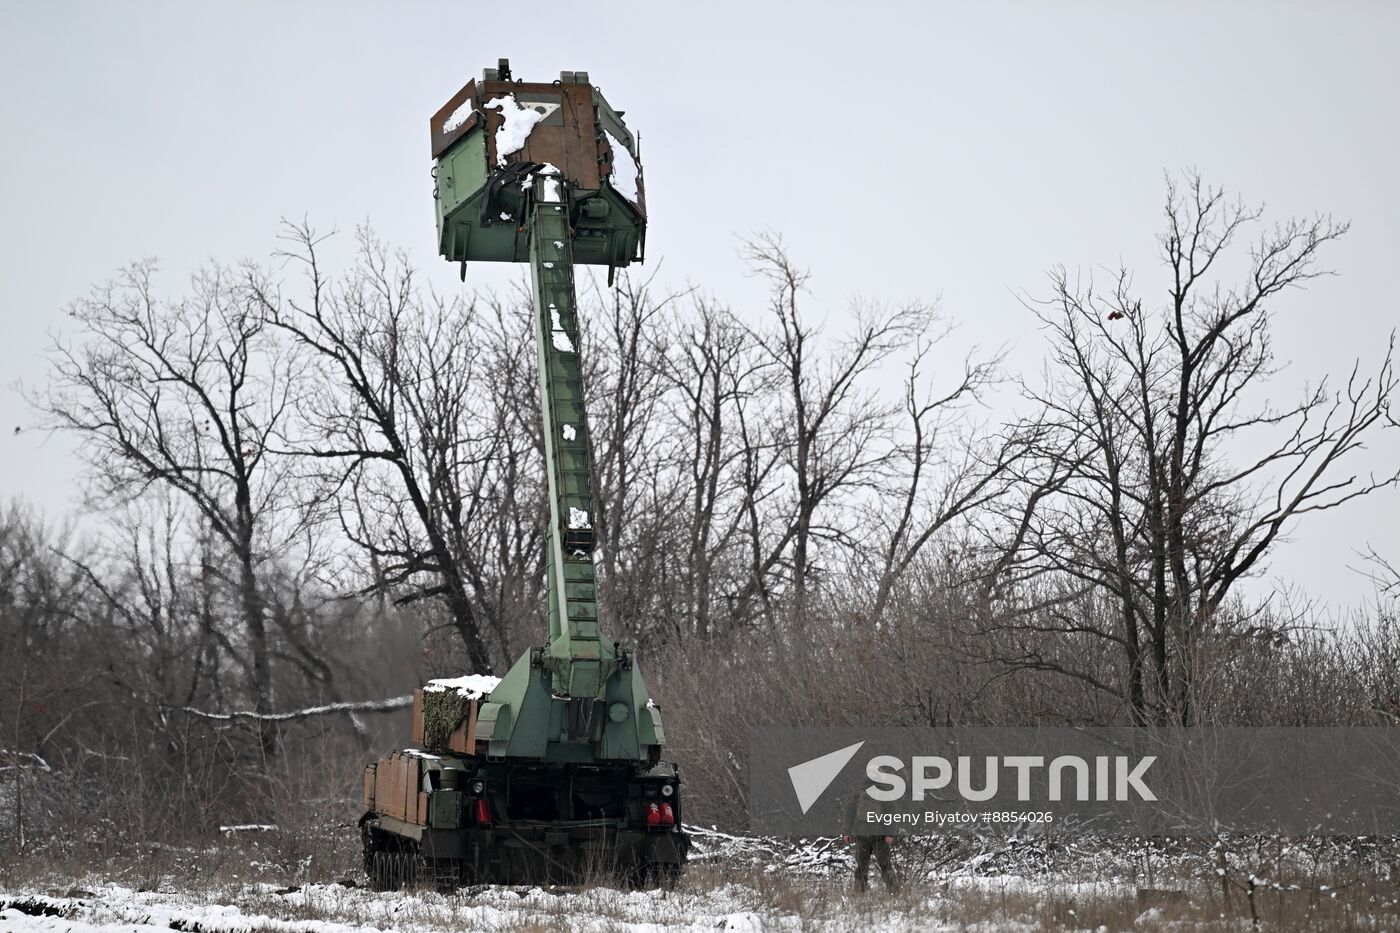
[11,648,28,850]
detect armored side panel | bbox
[413,686,483,754]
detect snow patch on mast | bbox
[550,305,575,353]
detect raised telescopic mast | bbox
[427,61,664,764]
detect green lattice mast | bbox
[427,64,663,764]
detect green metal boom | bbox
[429,70,662,765]
[472,177,663,763]
[528,179,609,698]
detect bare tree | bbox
[582,270,683,641]
[654,295,775,636]
[257,224,539,674]
[0,507,99,848]
[34,262,303,753]
[865,334,1014,624]
[996,172,1399,724]
[740,234,934,621]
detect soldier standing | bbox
[843,790,898,892]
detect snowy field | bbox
[3,829,1398,931]
[0,877,1171,933]
[4,882,790,933]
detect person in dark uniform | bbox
[843,790,898,892]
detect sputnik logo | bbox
[787,741,865,814]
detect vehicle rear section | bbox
[360,752,687,888]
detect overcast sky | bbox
[2,1,1397,611]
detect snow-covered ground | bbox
[3,829,1396,931]
[0,878,1149,933]
[0,870,1256,932]
[1,882,788,933]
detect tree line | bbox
[4,172,1399,845]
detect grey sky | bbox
[3,1,1397,611]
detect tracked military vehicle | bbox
[358,60,687,889]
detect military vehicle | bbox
[358,60,688,889]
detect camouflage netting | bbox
[421,690,475,750]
